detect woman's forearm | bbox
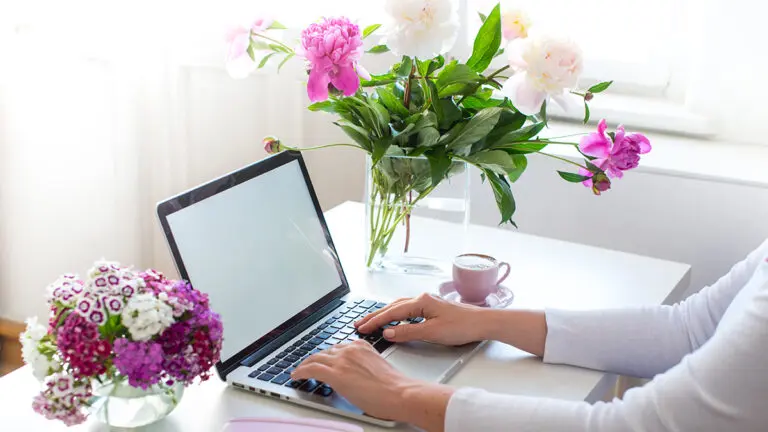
[477,309,548,357]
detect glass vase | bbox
[89,376,184,428]
[365,154,470,275]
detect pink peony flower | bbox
[299,17,369,102]
[578,119,650,193]
[579,119,651,179]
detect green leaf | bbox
[558,171,592,183]
[338,123,372,151]
[588,81,613,94]
[462,96,504,110]
[436,61,482,90]
[268,21,287,30]
[426,147,452,186]
[367,44,390,54]
[489,121,546,147]
[376,88,409,118]
[485,110,527,146]
[278,53,294,72]
[500,142,548,154]
[428,56,445,75]
[416,58,431,77]
[308,101,335,113]
[362,24,381,39]
[246,45,256,61]
[583,102,590,124]
[438,83,471,98]
[538,100,548,125]
[417,127,440,147]
[372,138,392,165]
[464,150,516,176]
[257,52,276,69]
[494,48,505,58]
[585,160,603,174]
[467,4,502,73]
[397,56,413,77]
[370,99,391,132]
[444,107,503,155]
[478,12,488,22]
[507,154,528,183]
[268,44,291,54]
[484,170,517,225]
[435,99,463,130]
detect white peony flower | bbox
[501,8,532,41]
[20,317,58,381]
[384,0,459,59]
[502,35,583,115]
[121,293,175,341]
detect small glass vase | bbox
[365,154,470,275]
[89,376,184,428]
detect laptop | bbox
[156,151,482,427]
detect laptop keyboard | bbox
[246,298,425,397]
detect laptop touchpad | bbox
[384,341,479,383]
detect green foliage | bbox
[558,171,592,182]
[258,53,275,68]
[367,45,390,54]
[289,2,583,228]
[467,4,502,73]
[362,24,381,39]
[588,81,613,93]
[442,107,502,155]
[583,102,591,123]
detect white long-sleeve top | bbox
[445,239,768,431]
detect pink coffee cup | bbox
[452,253,510,304]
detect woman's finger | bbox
[382,321,434,342]
[354,297,411,328]
[300,350,336,368]
[291,362,337,382]
[356,299,424,334]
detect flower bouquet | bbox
[19,260,223,427]
[228,1,651,270]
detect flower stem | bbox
[251,33,295,53]
[537,151,588,170]
[486,65,510,80]
[403,62,416,108]
[404,190,413,253]
[282,143,362,152]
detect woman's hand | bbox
[355,293,489,345]
[291,340,453,431]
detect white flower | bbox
[384,0,459,59]
[121,293,174,341]
[20,317,58,381]
[501,8,532,41]
[502,35,583,115]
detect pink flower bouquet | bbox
[20,260,223,426]
[228,2,652,266]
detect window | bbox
[4,0,712,136]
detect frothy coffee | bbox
[454,254,495,270]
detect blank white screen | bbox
[166,160,342,361]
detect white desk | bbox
[0,202,691,431]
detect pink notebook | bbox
[221,418,364,432]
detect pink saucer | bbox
[438,281,514,308]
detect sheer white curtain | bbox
[0,1,337,321]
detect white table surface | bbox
[0,201,691,431]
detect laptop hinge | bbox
[239,298,345,368]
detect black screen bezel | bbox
[155,151,351,379]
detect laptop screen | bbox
[165,159,343,361]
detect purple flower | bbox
[299,17,369,102]
[56,314,109,378]
[113,338,165,389]
[579,119,651,179]
[263,136,283,154]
